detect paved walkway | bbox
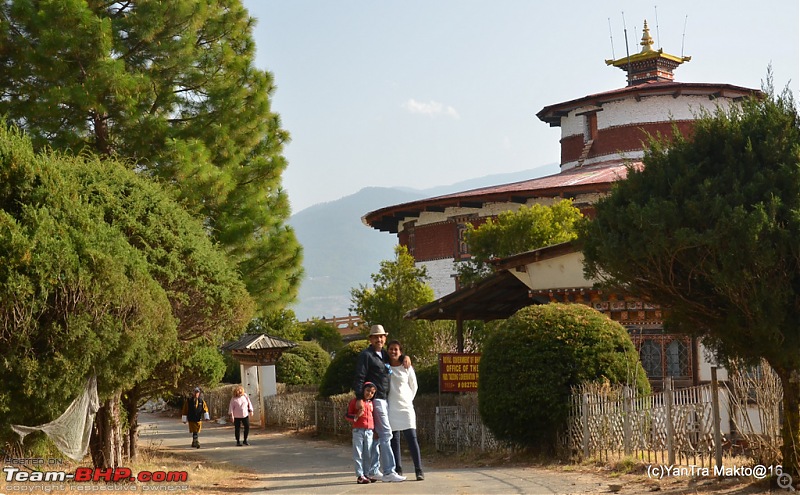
[140,412,616,494]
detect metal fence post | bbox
[435,406,440,452]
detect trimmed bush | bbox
[318,340,368,397]
[276,353,313,385]
[479,303,649,452]
[415,363,440,394]
[284,341,331,383]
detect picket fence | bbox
[567,366,783,467]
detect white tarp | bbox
[11,375,99,461]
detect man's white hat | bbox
[369,324,388,336]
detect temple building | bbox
[362,22,759,391]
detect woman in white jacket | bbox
[387,340,424,481]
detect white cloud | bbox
[402,98,460,119]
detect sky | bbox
[241,1,799,214]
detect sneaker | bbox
[243,440,250,446]
[381,472,406,482]
[236,441,241,446]
[367,476,378,483]
[416,469,425,481]
[357,476,371,485]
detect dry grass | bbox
[0,436,262,495]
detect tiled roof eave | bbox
[363,163,631,233]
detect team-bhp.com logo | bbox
[4,466,188,483]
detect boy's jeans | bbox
[352,427,373,478]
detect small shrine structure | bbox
[220,333,297,427]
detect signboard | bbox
[439,353,480,392]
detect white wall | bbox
[560,95,734,138]
[696,341,729,382]
[418,258,457,298]
[241,364,262,427]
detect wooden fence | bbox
[567,364,784,467]
[568,376,725,467]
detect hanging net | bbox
[11,375,100,461]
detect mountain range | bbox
[287,163,559,320]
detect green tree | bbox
[0,125,252,466]
[0,0,302,314]
[350,246,444,364]
[247,309,304,342]
[479,304,649,452]
[457,200,582,285]
[580,81,800,473]
[301,319,343,353]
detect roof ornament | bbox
[605,17,690,86]
[640,20,655,53]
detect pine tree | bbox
[0,0,302,313]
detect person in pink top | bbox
[228,385,254,446]
[345,382,377,484]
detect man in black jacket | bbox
[353,325,406,482]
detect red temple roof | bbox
[363,161,634,233]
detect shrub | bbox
[479,303,649,452]
[284,341,331,383]
[415,363,440,394]
[318,340,368,397]
[275,353,313,385]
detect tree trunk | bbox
[122,389,141,462]
[89,394,123,469]
[776,366,800,478]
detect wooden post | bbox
[456,313,464,353]
[623,386,632,456]
[665,378,675,466]
[582,393,590,459]
[711,367,723,472]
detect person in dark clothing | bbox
[182,387,210,448]
[353,325,407,482]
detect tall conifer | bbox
[0,0,302,313]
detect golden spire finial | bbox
[640,20,655,53]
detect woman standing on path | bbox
[387,340,424,481]
[228,386,254,446]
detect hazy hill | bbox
[288,164,559,320]
[288,187,424,319]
